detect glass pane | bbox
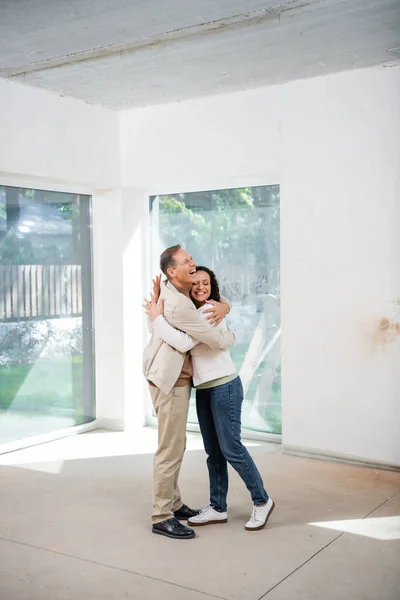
[0,185,95,445]
[150,186,281,435]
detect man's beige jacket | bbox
[143,280,235,394]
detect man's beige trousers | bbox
[149,384,191,523]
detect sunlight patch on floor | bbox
[0,428,265,474]
[309,515,400,540]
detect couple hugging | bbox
[143,244,275,540]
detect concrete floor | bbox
[0,428,399,600]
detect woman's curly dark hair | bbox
[191,265,221,304]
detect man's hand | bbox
[203,300,230,326]
[143,292,165,322]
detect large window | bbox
[150,185,281,435]
[0,186,95,445]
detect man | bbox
[143,245,235,539]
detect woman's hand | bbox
[152,275,162,303]
[143,292,165,321]
[203,300,230,326]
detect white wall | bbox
[93,186,151,430]
[1,69,398,465]
[121,65,400,467]
[0,79,120,189]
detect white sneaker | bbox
[245,498,275,531]
[188,505,228,526]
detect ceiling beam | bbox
[0,0,321,78]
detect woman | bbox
[145,267,275,531]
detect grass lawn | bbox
[0,355,83,414]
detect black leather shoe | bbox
[152,517,196,539]
[173,504,200,520]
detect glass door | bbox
[149,185,280,436]
[0,185,95,446]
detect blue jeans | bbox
[196,376,269,512]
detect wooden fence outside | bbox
[0,265,82,321]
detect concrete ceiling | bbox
[0,0,399,109]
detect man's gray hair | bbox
[160,244,181,277]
